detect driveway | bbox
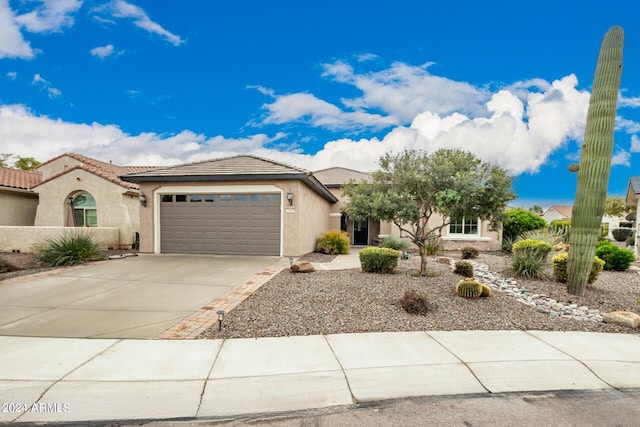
[0,254,284,339]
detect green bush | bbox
[454,261,474,277]
[316,230,350,254]
[551,252,604,284]
[379,236,409,251]
[502,208,547,241]
[611,227,634,242]
[461,246,479,259]
[512,239,553,258]
[359,247,401,273]
[595,241,636,271]
[510,239,552,279]
[34,230,106,267]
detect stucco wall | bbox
[33,169,138,248]
[136,180,335,256]
[0,226,120,253]
[0,190,38,226]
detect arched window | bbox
[72,193,97,227]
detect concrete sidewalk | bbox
[2,330,639,424]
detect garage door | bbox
[160,193,281,255]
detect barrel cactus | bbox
[455,278,483,299]
[567,26,624,295]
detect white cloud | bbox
[321,60,490,122]
[0,0,34,58]
[32,74,61,98]
[6,71,17,79]
[611,149,631,167]
[619,93,640,108]
[109,0,184,46]
[90,44,115,58]
[15,0,82,33]
[256,91,398,131]
[630,134,640,153]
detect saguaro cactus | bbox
[567,26,624,295]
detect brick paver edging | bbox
[155,266,284,340]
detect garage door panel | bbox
[160,193,281,255]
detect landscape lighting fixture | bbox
[217,310,226,331]
[287,189,294,206]
[139,191,147,207]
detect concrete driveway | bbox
[0,254,284,339]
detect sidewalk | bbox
[2,331,639,424]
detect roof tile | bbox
[0,167,42,190]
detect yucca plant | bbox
[34,230,106,267]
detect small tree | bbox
[342,149,514,275]
[604,196,634,217]
[0,153,12,167]
[13,157,41,170]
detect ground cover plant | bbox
[34,230,106,267]
[316,230,350,255]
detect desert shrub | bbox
[454,261,474,277]
[512,239,553,258]
[461,246,479,259]
[595,241,636,271]
[0,257,18,273]
[379,235,409,251]
[423,237,442,256]
[549,220,572,243]
[359,247,401,273]
[517,229,562,247]
[551,252,604,284]
[400,289,431,315]
[611,227,634,242]
[34,230,106,267]
[316,230,350,255]
[502,208,547,241]
[510,239,552,279]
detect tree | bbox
[342,149,515,275]
[0,153,12,167]
[604,196,633,217]
[502,208,547,241]
[13,157,41,170]
[529,205,543,215]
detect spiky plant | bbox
[567,26,624,295]
[455,278,483,299]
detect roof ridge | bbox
[314,166,370,175]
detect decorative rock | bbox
[436,257,451,265]
[602,311,640,329]
[291,261,315,273]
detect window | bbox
[72,193,97,227]
[190,195,203,202]
[161,195,173,203]
[448,216,479,236]
[204,194,216,202]
[175,195,187,202]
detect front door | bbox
[353,219,369,245]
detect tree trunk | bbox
[419,244,428,276]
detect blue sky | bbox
[1,0,640,209]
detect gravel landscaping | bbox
[199,252,640,339]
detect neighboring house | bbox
[542,206,573,223]
[0,167,41,226]
[543,204,628,240]
[626,176,640,255]
[121,156,502,256]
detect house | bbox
[0,167,41,226]
[625,176,640,255]
[0,153,156,252]
[121,156,502,256]
[542,206,573,223]
[542,204,629,240]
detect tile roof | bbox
[34,153,157,191]
[313,167,372,187]
[0,167,42,191]
[122,154,310,178]
[545,205,573,219]
[121,154,338,202]
[629,176,640,194]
